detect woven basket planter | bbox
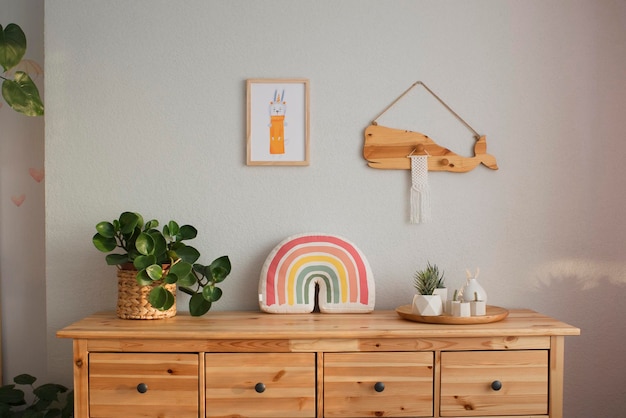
[117,268,176,320]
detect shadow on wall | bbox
[528,259,626,417]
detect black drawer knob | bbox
[136,383,148,393]
[491,380,502,391]
[374,382,385,392]
[255,382,266,393]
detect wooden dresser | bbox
[57,309,579,418]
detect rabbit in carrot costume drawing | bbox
[269,90,286,154]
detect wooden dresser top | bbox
[57,309,580,341]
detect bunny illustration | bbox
[269,90,286,154]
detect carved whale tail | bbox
[474,136,498,170]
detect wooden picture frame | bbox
[246,78,310,166]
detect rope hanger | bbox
[371,81,481,140]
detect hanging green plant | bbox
[0,373,73,418]
[0,23,44,116]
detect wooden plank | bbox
[205,353,316,418]
[72,339,89,418]
[549,336,565,418]
[434,351,442,418]
[89,353,199,417]
[359,336,551,351]
[198,352,206,418]
[57,310,581,341]
[316,352,324,418]
[86,338,292,353]
[324,352,433,417]
[440,350,548,416]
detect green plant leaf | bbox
[176,271,196,287]
[178,225,197,240]
[105,253,129,266]
[135,269,153,286]
[44,408,63,418]
[133,255,156,270]
[210,256,231,282]
[168,261,192,283]
[119,212,141,234]
[61,390,74,418]
[145,264,163,281]
[0,23,26,72]
[24,408,47,418]
[192,263,210,281]
[166,221,179,238]
[0,385,25,406]
[147,230,167,259]
[95,221,115,238]
[189,293,211,316]
[14,374,36,385]
[0,403,12,417]
[2,72,44,116]
[148,286,175,310]
[148,286,168,309]
[135,232,155,256]
[171,243,200,264]
[161,289,175,310]
[203,285,222,302]
[92,233,117,252]
[144,219,158,230]
[33,384,67,403]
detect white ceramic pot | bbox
[452,301,471,317]
[471,300,486,316]
[412,294,443,316]
[433,288,448,311]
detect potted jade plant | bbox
[411,262,444,316]
[92,211,231,319]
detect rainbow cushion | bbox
[258,233,375,313]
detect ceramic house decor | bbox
[258,233,375,313]
[462,268,487,303]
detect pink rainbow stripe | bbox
[265,235,369,306]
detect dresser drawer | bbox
[440,350,548,416]
[205,352,316,417]
[324,352,434,417]
[89,353,199,417]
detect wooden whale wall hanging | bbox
[363,81,498,223]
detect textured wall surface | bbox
[43,1,625,416]
[0,0,45,382]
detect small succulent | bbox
[413,262,445,296]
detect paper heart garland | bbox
[11,194,26,207]
[29,168,44,183]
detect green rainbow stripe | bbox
[288,256,346,305]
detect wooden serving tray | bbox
[396,304,509,325]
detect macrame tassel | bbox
[410,155,431,223]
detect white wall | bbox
[0,0,46,382]
[44,1,626,416]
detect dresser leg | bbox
[73,339,89,417]
[550,336,565,418]
[316,352,324,418]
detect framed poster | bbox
[246,78,310,166]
